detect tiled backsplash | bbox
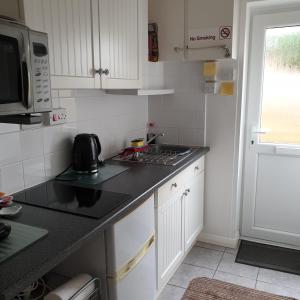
[0,90,148,194]
[0,62,206,194]
[148,61,206,146]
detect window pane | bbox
[260,26,300,145]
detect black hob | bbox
[13,181,132,219]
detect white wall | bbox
[148,60,240,247]
[200,94,240,247]
[148,61,206,146]
[0,90,148,194]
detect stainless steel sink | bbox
[113,144,194,166]
[147,144,193,156]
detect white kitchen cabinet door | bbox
[186,0,235,61]
[148,0,185,61]
[0,0,24,21]
[156,192,184,291]
[184,171,204,251]
[98,0,145,89]
[23,0,101,89]
[149,0,237,61]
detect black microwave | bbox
[0,18,52,116]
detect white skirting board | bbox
[198,231,240,249]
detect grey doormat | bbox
[236,240,300,276]
[0,220,48,264]
[182,277,295,300]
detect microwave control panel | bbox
[29,31,52,112]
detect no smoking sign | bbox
[219,26,232,40]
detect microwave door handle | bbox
[21,60,32,109]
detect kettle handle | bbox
[92,134,101,156]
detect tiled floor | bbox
[158,241,300,300]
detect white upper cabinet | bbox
[149,0,238,61]
[23,0,100,89]
[99,0,145,89]
[0,0,24,21]
[149,0,185,61]
[22,0,145,89]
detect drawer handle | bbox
[186,189,190,193]
[183,191,188,196]
[171,183,178,188]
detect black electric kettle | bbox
[72,134,101,174]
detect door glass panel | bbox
[0,34,22,104]
[260,26,300,145]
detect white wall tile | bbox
[0,89,148,193]
[20,128,44,160]
[178,128,204,146]
[51,90,59,98]
[60,98,77,123]
[0,124,20,134]
[44,151,71,179]
[0,132,21,167]
[151,127,179,145]
[23,157,46,188]
[51,98,61,109]
[43,124,77,155]
[0,163,24,194]
[148,61,205,146]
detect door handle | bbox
[251,128,271,135]
[22,61,32,109]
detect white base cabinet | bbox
[155,157,205,293]
[156,186,185,291]
[183,169,204,251]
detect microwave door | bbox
[0,26,31,115]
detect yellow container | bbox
[131,139,145,147]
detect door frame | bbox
[232,0,300,249]
[241,9,300,246]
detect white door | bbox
[99,0,144,89]
[242,10,300,247]
[23,0,101,89]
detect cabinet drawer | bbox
[156,173,184,207]
[184,157,205,180]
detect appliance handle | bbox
[21,60,31,109]
[92,134,101,156]
[108,233,155,282]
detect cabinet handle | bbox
[183,192,188,196]
[195,166,199,170]
[95,68,109,75]
[171,183,177,188]
[186,189,190,193]
[173,46,184,53]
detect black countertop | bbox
[0,147,209,300]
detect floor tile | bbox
[217,253,259,279]
[225,240,240,255]
[196,241,226,252]
[169,263,214,288]
[213,271,256,289]
[225,247,239,255]
[258,268,300,291]
[184,246,223,270]
[157,284,186,300]
[256,281,300,299]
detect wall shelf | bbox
[105,89,174,96]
